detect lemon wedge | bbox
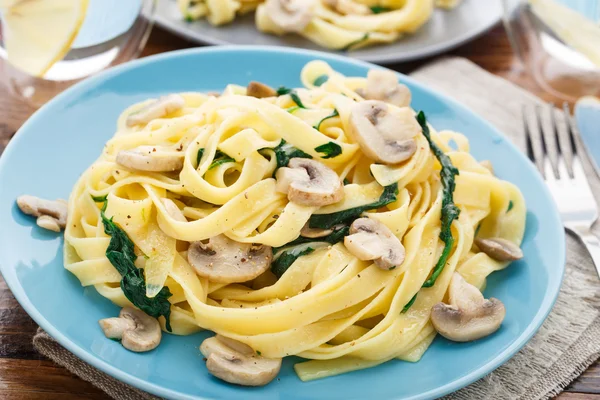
[1,0,89,77]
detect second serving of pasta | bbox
[61,60,525,386]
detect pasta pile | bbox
[63,61,526,384]
[178,0,463,50]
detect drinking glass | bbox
[503,0,600,102]
[0,0,157,107]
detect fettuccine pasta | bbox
[178,0,463,50]
[57,60,525,385]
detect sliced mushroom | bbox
[246,81,277,98]
[479,160,494,174]
[275,158,344,206]
[431,272,506,342]
[188,235,272,283]
[324,0,371,15]
[98,307,162,352]
[116,146,184,172]
[344,217,405,270]
[349,100,420,164]
[200,335,281,386]
[126,94,185,126]
[475,237,523,261]
[162,198,187,222]
[264,0,314,33]
[365,70,412,108]
[16,195,68,232]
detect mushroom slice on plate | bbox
[264,0,314,33]
[187,235,273,283]
[126,94,185,126]
[475,237,523,261]
[365,69,412,108]
[116,146,184,173]
[431,272,506,342]
[16,195,68,232]
[246,81,277,98]
[99,307,162,352]
[200,335,282,386]
[275,158,344,207]
[344,217,405,270]
[349,100,420,165]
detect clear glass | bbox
[0,0,156,108]
[503,0,600,102]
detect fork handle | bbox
[566,227,600,278]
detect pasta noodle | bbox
[177,0,463,50]
[62,60,526,384]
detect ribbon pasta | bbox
[63,60,525,383]
[178,0,463,50]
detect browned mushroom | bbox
[275,158,344,206]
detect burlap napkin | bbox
[34,57,600,400]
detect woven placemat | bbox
[34,57,600,400]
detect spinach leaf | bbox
[507,200,514,212]
[313,109,339,131]
[343,178,350,185]
[196,148,204,168]
[273,225,350,253]
[265,139,313,171]
[401,293,417,313]
[340,33,370,51]
[315,141,343,159]
[309,183,398,229]
[208,150,235,170]
[91,194,107,203]
[276,87,307,109]
[417,111,460,289]
[271,247,315,278]
[403,112,460,313]
[95,199,173,331]
[313,74,329,87]
[370,6,390,13]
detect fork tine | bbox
[552,102,575,178]
[536,104,560,179]
[522,104,543,177]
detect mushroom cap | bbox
[365,70,412,108]
[475,237,523,261]
[431,273,506,342]
[126,94,185,126]
[200,335,281,387]
[116,146,184,172]
[344,217,405,270]
[264,0,314,33]
[99,307,162,352]
[275,158,344,207]
[246,81,277,98]
[348,100,419,165]
[187,235,273,283]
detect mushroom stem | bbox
[99,307,162,352]
[16,195,68,232]
[116,146,185,173]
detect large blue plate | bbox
[0,47,565,400]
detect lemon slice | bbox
[1,0,89,77]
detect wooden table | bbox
[0,24,598,400]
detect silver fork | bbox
[523,103,600,278]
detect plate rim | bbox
[0,45,566,400]
[153,4,503,64]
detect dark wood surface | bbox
[0,24,598,399]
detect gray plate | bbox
[155,0,503,64]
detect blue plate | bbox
[0,47,565,400]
